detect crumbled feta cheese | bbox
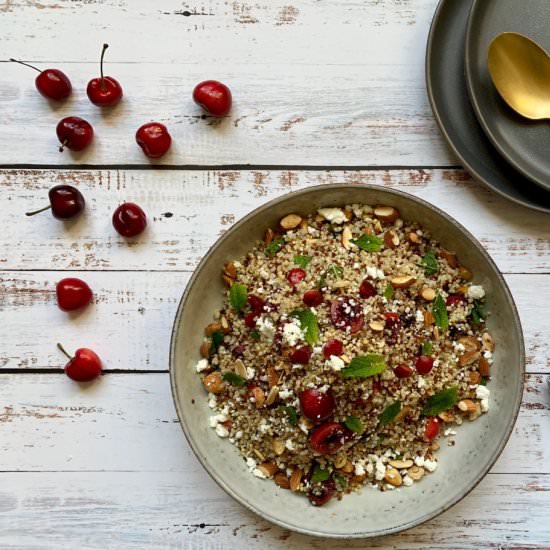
[366,461,374,475]
[209,413,228,428]
[195,359,210,372]
[444,428,457,437]
[246,457,257,470]
[208,395,217,409]
[415,310,424,323]
[285,439,295,451]
[256,316,275,341]
[366,266,385,280]
[215,424,229,438]
[259,419,270,434]
[483,350,493,363]
[476,385,490,412]
[312,346,322,355]
[417,378,427,389]
[414,456,425,467]
[327,355,345,372]
[246,367,255,380]
[318,384,330,394]
[279,387,293,400]
[282,319,304,346]
[424,459,438,472]
[354,461,366,476]
[467,285,486,300]
[402,475,413,487]
[252,467,267,479]
[374,458,386,481]
[317,207,347,224]
[235,430,243,440]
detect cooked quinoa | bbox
[195,203,495,506]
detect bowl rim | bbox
[169,183,525,539]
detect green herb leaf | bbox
[470,300,487,325]
[422,386,459,416]
[378,401,401,427]
[250,330,261,341]
[293,255,312,268]
[328,264,343,278]
[280,406,298,426]
[432,294,449,331]
[210,331,225,354]
[229,283,248,313]
[421,341,433,356]
[420,249,439,276]
[265,237,285,256]
[383,283,394,301]
[351,234,383,252]
[333,473,348,491]
[480,377,489,386]
[290,308,319,345]
[311,464,331,483]
[341,354,387,378]
[344,415,364,433]
[222,372,246,387]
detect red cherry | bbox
[112,202,147,237]
[58,343,102,382]
[287,268,306,287]
[384,312,400,327]
[330,296,364,333]
[56,278,93,312]
[359,279,376,298]
[322,339,343,359]
[308,479,336,507]
[193,80,232,117]
[424,417,440,441]
[244,311,260,328]
[394,363,414,378]
[290,345,312,364]
[25,185,85,220]
[309,422,346,454]
[56,117,94,152]
[86,44,123,107]
[136,122,172,158]
[247,294,265,312]
[299,388,336,422]
[446,294,466,307]
[10,58,72,101]
[415,355,434,375]
[303,289,323,307]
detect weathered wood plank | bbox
[0,471,548,549]
[0,272,548,373]
[2,169,549,273]
[0,373,547,473]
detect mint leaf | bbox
[280,405,298,426]
[422,387,458,416]
[210,331,224,355]
[351,234,383,252]
[290,308,319,345]
[265,237,285,256]
[222,372,246,387]
[250,330,260,341]
[229,283,247,313]
[480,377,488,386]
[470,300,487,325]
[421,341,433,356]
[432,294,449,331]
[384,283,394,301]
[311,464,330,483]
[420,249,439,276]
[379,401,401,427]
[293,255,312,268]
[344,415,363,433]
[341,354,387,378]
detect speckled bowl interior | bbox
[170,184,524,538]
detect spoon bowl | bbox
[488,32,550,120]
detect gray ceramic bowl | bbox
[170,184,524,538]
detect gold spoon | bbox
[487,32,550,120]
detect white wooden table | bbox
[0,1,549,548]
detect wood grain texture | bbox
[1,272,548,373]
[0,471,549,549]
[2,168,549,273]
[0,0,454,165]
[0,373,547,473]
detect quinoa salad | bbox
[195,203,495,507]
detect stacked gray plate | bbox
[426,0,550,213]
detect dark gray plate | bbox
[465,0,550,192]
[426,0,550,213]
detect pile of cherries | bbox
[11,44,232,157]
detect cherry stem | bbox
[25,204,51,217]
[100,43,109,92]
[58,139,68,153]
[57,343,74,361]
[9,58,41,73]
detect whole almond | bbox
[458,350,481,367]
[257,462,278,478]
[384,230,400,249]
[223,262,237,279]
[407,231,422,245]
[407,465,425,480]
[438,410,455,422]
[369,320,385,332]
[458,399,477,413]
[264,228,275,246]
[271,438,285,456]
[479,356,491,377]
[234,359,248,379]
[458,266,473,281]
[469,371,481,385]
[468,402,482,421]
[274,473,290,489]
[389,459,413,469]
[251,387,265,408]
[266,386,279,406]
[459,336,481,352]
[482,332,495,352]
[202,372,225,394]
[391,275,417,289]
[374,205,400,223]
[267,366,279,388]
[439,249,458,267]
[205,322,223,336]
[424,310,435,326]
[420,287,436,301]
[280,214,302,231]
[200,339,211,358]
[289,469,303,492]
[342,226,353,250]
[384,467,402,487]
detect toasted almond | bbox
[333,454,347,469]
[407,231,422,245]
[456,285,469,295]
[458,266,473,281]
[252,448,265,461]
[420,287,436,302]
[384,230,400,249]
[459,350,481,367]
[251,387,265,408]
[389,459,414,469]
[342,460,354,474]
[274,473,290,489]
[222,274,235,288]
[373,219,383,233]
[202,372,225,394]
[220,316,230,333]
[223,262,237,279]
[289,469,303,492]
[271,438,285,456]
[234,359,248,379]
[479,357,491,377]
[391,275,417,289]
[384,467,402,487]
[438,410,455,423]
[407,465,424,480]
[342,225,353,250]
[200,339,211,358]
[430,441,440,452]
[374,205,400,223]
[205,322,223,336]
[266,386,279,406]
[340,354,351,364]
[423,310,435,326]
[469,371,481,385]
[264,227,275,245]
[458,399,477,413]
[369,320,385,332]
[482,332,495,352]
[267,366,279,388]
[280,214,302,231]
[468,402,482,421]
[459,336,481,352]
[439,249,458,267]
[257,462,278,478]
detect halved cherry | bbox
[309,422,346,454]
[415,355,434,375]
[300,388,336,421]
[244,311,260,328]
[322,339,343,359]
[303,289,323,307]
[424,417,440,441]
[359,278,376,298]
[287,268,306,286]
[248,294,265,312]
[290,345,312,364]
[446,294,466,307]
[394,363,413,378]
[384,312,400,327]
[308,479,336,507]
[330,296,364,333]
